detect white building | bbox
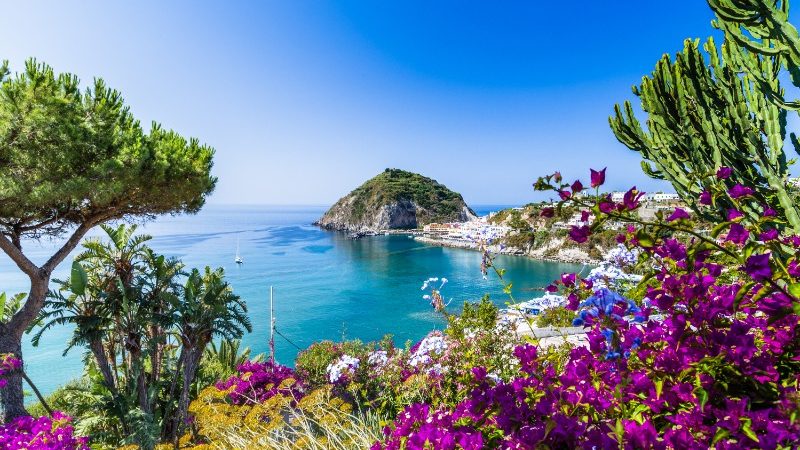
[610,191,626,202]
[647,192,680,202]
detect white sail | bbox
[235,237,243,264]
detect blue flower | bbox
[601,328,614,342]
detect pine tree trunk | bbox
[0,275,48,422]
[0,330,26,422]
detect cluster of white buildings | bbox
[609,191,681,203]
[422,216,512,244]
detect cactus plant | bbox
[610,0,800,232]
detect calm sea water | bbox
[0,205,585,398]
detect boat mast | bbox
[269,286,275,364]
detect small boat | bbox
[235,237,244,264]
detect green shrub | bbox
[536,306,576,327]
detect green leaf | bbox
[788,282,800,299]
[696,387,709,411]
[70,261,87,296]
[635,229,655,248]
[712,427,730,445]
[710,221,732,238]
[740,418,759,443]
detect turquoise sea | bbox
[0,205,586,399]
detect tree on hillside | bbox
[609,0,800,232]
[0,59,216,420]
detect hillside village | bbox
[416,191,686,263]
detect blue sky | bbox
[0,1,735,205]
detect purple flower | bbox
[788,260,800,277]
[590,167,606,188]
[716,166,732,179]
[667,208,690,222]
[561,273,576,286]
[580,210,591,222]
[759,228,779,241]
[763,206,777,217]
[727,209,743,221]
[540,207,554,218]
[558,190,571,200]
[571,180,583,194]
[744,253,772,281]
[699,190,712,205]
[216,360,305,405]
[568,225,590,243]
[619,187,643,210]
[729,184,754,199]
[725,223,749,245]
[599,199,615,214]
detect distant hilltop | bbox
[315,168,477,233]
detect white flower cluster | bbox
[586,264,642,290]
[421,277,448,291]
[512,293,566,314]
[605,244,639,267]
[409,333,448,367]
[367,350,388,367]
[326,354,360,383]
[428,363,445,376]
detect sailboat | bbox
[235,237,244,264]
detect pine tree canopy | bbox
[0,59,217,241]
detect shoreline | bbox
[412,235,600,266]
[314,225,600,266]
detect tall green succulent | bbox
[610,0,800,232]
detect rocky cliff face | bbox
[315,169,477,232]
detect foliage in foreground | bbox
[371,167,800,448]
[0,411,87,450]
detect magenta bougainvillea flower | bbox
[590,167,606,188]
[0,411,88,450]
[716,166,732,179]
[699,190,712,205]
[215,361,305,405]
[619,187,643,211]
[729,184,754,198]
[0,354,21,389]
[568,225,590,243]
[744,253,772,281]
[666,208,689,222]
[727,208,744,221]
[725,223,749,245]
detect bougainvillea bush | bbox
[215,360,306,406]
[0,411,89,450]
[291,294,522,418]
[0,354,89,449]
[371,169,800,449]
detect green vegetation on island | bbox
[487,202,618,261]
[316,168,476,232]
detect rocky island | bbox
[315,168,476,233]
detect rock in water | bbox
[315,169,477,232]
